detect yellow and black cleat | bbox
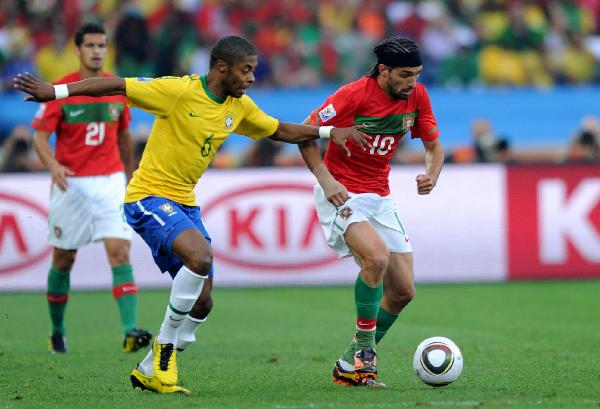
[152,341,178,386]
[130,368,190,395]
[123,328,152,352]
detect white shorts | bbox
[48,172,132,250]
[314,184,412,258]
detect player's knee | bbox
[108,249,130,266]
[390,285,415,309]
[363,252,389,275]
[53,249,76,271]
[185,249,213,277]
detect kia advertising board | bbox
[1,165,598,292]
[507,165,600,279]
[0,176,168,291]
[197,166,507,285]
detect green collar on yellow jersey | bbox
[201,75,227,104]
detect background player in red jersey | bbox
[299,37,445,387]
[31,23,151,353]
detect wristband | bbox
[318,126,333,139]
[53,84,69,100]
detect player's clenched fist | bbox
[416,174,435,195]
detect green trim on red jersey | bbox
[353,111,418,135]
[61,102,124,123]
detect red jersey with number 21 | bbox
[310,76,439,196]
[31,72,131,176]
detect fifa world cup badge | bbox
[318,104,337,123]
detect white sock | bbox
[138,315,206,376]
[156,265,206,345]
[176,315,206,351]
[138,349,154,376]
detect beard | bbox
[387,79,411,100]
[389,90,410,100]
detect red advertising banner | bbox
[507,165,600,279]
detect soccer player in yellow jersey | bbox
[15,36,371,395]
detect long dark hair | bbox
[368,37,420,77]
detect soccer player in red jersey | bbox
[30,23,151,354]
[299,37,445,387]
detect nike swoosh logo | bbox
[70,109,84,117]
[189,112,201,118]
[169,315,184,322]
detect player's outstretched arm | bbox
[271,122,371,157]
[13,72,126,102]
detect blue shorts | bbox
[124,196,213,278]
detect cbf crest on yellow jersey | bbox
[124,75,279,206]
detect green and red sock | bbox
[375,307,399,344]
[112,264,138,335]
[353,275,383,350]
[47,266,70,335]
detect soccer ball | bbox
[413,336,463,387]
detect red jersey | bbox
[310,76,439,196]
[31,72,131,176]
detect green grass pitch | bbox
[1,280,599,409]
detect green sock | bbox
[111,264,138,335]
[354,275,383,350]
[340,308,400,362]
[47,266,70,334]
[375,307,399,344]
[341,337,358,364]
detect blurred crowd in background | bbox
[1,0,599,88]
[0,0,599,172]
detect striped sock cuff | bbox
[47,293,69,304]
[112,282,138,298]
[356,318,377,331]
[169,303,191,316]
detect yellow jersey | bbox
[124,75,279,206]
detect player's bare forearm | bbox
[297,116,322,171]
[33,130,74,191]
[416,138,444,195]
[298,118,349,206]
[33,131,58,170]
[118,128,134,182]
[67,77,126,97]
[298,140,322,172]
[423,138,444,184]
[272,121,371,157]
[299,140,335,185]
[271,122,319,143]
[14,73,125,102]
